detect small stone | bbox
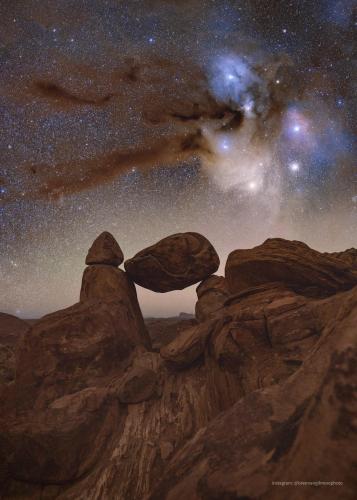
[85,231,124,266]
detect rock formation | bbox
[327,247,357,270]
[145,315,197,351]
[0,236,356,499]
[85,231,124,266]
[124,232,220,292]
[195,274,230,321]
[0,313,29,385]
[226,237,357,298]
[80,264,150,349]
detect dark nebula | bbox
[0,0,356,317]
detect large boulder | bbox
[124,232,220,292]
[0,387,118,484]
[80,265,151,349]
[195,275,229,322]
[226,238,357,298]
[85,231,124,266]
[11,300,145,410]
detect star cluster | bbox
[0,0,356,317]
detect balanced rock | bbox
[226,238,357,298]
[124,232,220,292]
[195,275,229,322]
[85,231,124,266]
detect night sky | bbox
[1,0,356,318]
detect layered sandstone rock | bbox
[327,247,357,269]
[149,288,357,500]
[124,232,219,292]
[110,365,159,404]
[11,300,146,411]
[195,275,229,322]
[160,319,220,367]
[85,231,124,266]
[0,313,29,385]
[80,264,151,349]
[145,315,197,350]
[0,237,356,500]
[226,238,357,297]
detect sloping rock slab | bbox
[160,318,223,367]
[149,288,357,499]
[226,238,357,298]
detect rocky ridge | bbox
[0,233,356,499]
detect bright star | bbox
[243,101,253,113]
[289,161,300,172]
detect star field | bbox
[0,0,356,317]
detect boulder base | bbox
[80,265,151,349]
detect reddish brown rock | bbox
[80,265,151,349]
[11,299,146,411]
[226,238,357,298]
[195,275,229,322]
[111,366,158,404]
[145,315,197,350]
[327,247,357,269]
[149,287,357,500]
[85,231,124,266]
[1,387,118,484]
[160,319,221,367]
[1,241,357,500]
[0,313,29,385]
[124,232,220,292]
